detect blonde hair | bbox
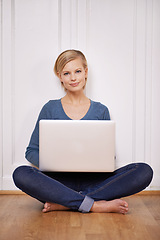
[54,49,88,76]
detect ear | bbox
[85,68,88,78]
[57,72,63,83]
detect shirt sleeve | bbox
[25,103,50,167]
[103,106,110,120]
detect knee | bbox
[12,165,31,189]
[138,162,153,187]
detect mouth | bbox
[70,82,79,87]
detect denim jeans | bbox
[13,163,153,213]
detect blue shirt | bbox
[25,99,110,167]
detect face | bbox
[59,58,88,92]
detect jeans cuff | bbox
[78,196,94,213]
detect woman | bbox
[13,50,153,214]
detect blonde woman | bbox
[13,50,153,214]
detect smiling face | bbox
[59,58,88,92]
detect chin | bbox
[69,85,85,92]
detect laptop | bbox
[39,120,115,172]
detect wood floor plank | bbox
[0,194,160,240]
[70,211,82,227]
[125,195,158,226]
[141,195,160,220]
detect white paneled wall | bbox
[0,0,160,190]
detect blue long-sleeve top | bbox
[25,99,110,167]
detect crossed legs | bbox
[13,163,153,214]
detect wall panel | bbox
[1,0,61,189]
[86,0,134,167]
[2,0,13,186]
[150,0,160,189]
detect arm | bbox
[25,122,39,168]
[25,103,50,168]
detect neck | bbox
[63,90,88,105]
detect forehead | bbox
[62,58,84,71]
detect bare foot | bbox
[90,199,129,214]
[42,202,70,213]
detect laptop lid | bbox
[39,120,115,172]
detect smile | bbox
[70,82,79,87]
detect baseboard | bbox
[135,190,160,195]
[0,190,26,195]
[0,190,160,195]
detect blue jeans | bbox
[13,163,153,213]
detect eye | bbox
[76,70,81,73]
[64,72,69,76]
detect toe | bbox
[120,206,128,214]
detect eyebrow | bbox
[62,68,82,73]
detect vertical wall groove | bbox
[11,0,15,165]
[86,0,89,54]
[144,0,153,165]
[0,0,3,189]
[70,0,78,49]
[144,0,147,164]
[75,0,78,48]
[58,0,62,52]
[132,0,137,163]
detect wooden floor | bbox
[0,193,160,240]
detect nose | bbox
[71,73,76,81]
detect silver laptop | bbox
[39,120,115,172]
